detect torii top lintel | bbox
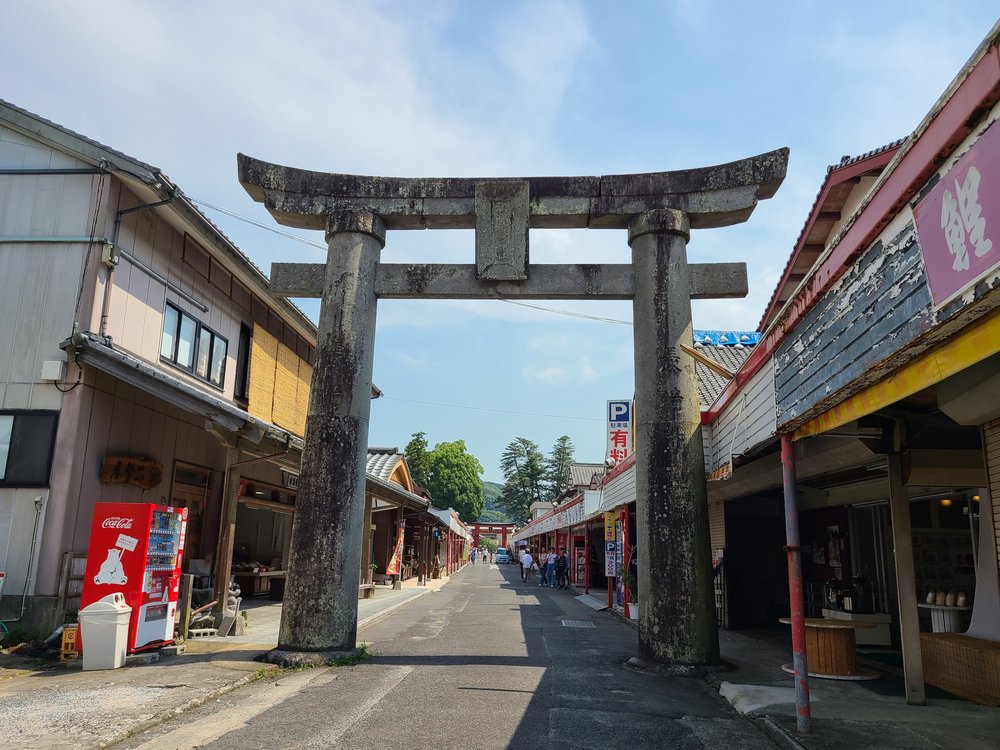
[236,148,789,232]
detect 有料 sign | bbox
[606,399,633,465]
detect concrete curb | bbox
[51,580,446,749]
[599,603,803,750]
[84,669,262,750]
[754,715,807,750]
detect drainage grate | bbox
[561,619,596,628]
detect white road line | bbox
[129,668,330,749]
[302,665,413,748]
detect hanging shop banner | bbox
[386,523,405,575]
[606,400,633,464]
[914,120,1000,308]
[604,512,616,541]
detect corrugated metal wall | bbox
[984,419,1000,574]
[602,464,636,510]
[709,499,725,551]
[709,357,776,471]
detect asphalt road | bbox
[116,562,778,749]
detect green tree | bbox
[423,439,484,522]
[545,435,575,498]
[403,431,431,488]
[498,437,547,524]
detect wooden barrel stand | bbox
[779,617,880,680]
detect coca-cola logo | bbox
[102,517,134,530]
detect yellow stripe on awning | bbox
[793,306,1000,440]
[707,462,732,482]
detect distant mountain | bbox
[483,481,503,508]
[480,481,509,522]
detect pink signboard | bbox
[914,121,1000,307]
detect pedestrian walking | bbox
[540,547,557,588]
[556,547,569,589]
[470,547,477,565]
[520,548,534,583]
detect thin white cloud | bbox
[523,365,573,385]
[391,352,434,371]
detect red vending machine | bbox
[81,502,187,652]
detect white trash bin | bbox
[79,592,132,670]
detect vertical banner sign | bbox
[605,541,617,577]
[386,522,405,575]
[604,512,615,541]
[914,120,1000,308]
[606,400,633,464]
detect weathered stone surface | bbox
[237,149,789,232]
[630,209,720,665]
[277,215,382,653]
[476,181,529,280]
[262,648,356,667]
[270,262,747,300]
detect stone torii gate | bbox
[237,149,788,665]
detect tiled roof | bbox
[828,139,906,174]
[366,447,402,482]
[568,463,604,487]
[692,332,757,408]
[757,139,904,332]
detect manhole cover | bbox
[561,619,596,628]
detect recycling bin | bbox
[78,592,132,670]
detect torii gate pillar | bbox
[630,209,718,664]
[277,211,384,654]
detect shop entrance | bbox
[171,462,211,562]
[232,479,295,598]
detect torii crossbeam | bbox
[238,149,789,666]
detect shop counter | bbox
[234,570,287,598]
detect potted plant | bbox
[619,567,638,603]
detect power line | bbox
[381,396,603,422]
[190,197,634,328]
[498,299,632,325]
[190,196,328,250]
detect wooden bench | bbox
[921,632,1000,705]
[358,583,376,600]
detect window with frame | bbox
[160,302,228,388]
[0,411,59,486]
[234,323,252,403]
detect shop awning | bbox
[792,306,1000,440]
[366,474,430,513]
[63,332,303,459]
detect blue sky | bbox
[3,2,998,482]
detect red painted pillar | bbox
[623,505,632,619]
[781,434,811,734]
